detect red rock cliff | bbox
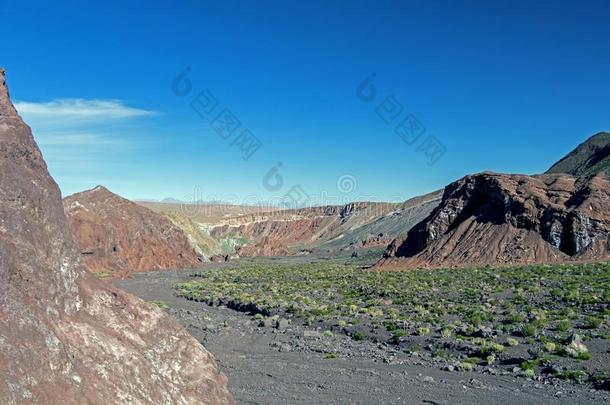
[0,68,234,404]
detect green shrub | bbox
[544,342,556,353]
[440,327,452,338]
[417,327,430,336]
[353,331,366,341]
[384,321,397,331]
[521,324,537,337]
[435,349,449,360]
[556,319,570,331]
[507,312,526,324]
[489,343,505,352]
[523,368,535,378]
[558,369,588,382]
[521,360,538,371]
[578,352,592,361]
[457,362,474,372]
[592,370,610,383]
[585,316,603,329]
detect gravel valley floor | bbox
[115,265,608,405]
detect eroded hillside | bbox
[141,191,443,259]
[64,186,202,277]
[379,171,610,269]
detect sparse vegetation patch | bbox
[175,260,609,385]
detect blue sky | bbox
[1,0,609,205]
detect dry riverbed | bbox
[115,259,609,404]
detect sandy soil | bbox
[115,267,608,404]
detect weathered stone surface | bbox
[64,186,202,277]
[379,171,610,269]
[0,68,233,404]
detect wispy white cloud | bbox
[11,97,159,193]
[36,131,125,147]
[14,98,157,121]
[13,98,156,149]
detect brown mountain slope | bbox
[378,172,610,269]
[547,131,610,177]
[205,193,442,257]
[0,68,233,403]
[64,186,202,277]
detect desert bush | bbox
[457,362,474,372]
[440,326,452,338]
[352,331,366,341]
[578,352,592,361]
[520,323,537,337]
[558,369,588,382]
[556,319,571,331]
[585,316,603,329]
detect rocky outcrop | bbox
[379,172,610,269]
[64,186,202,277]
[0,68,233,403]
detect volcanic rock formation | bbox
[0,68,233,403]
[64,186,202,277]
[379,170,610,269]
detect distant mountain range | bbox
[136,197,287,207]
